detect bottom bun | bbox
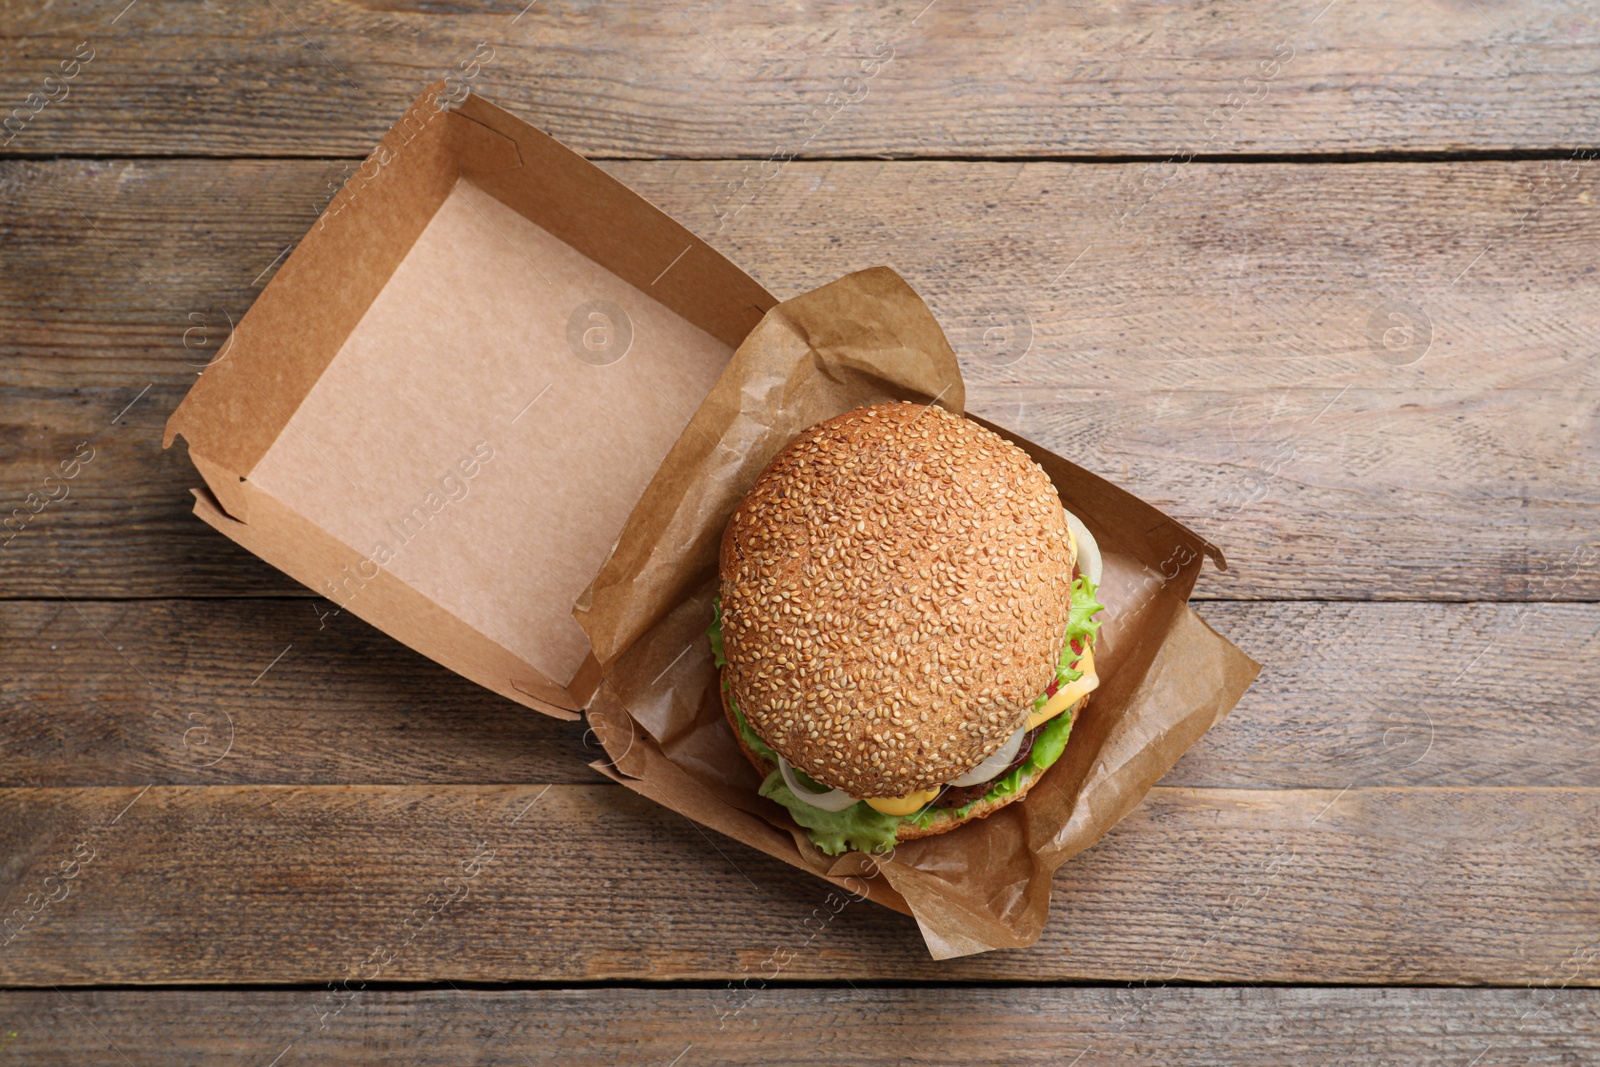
[720,669,1080,844]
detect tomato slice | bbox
[1043,639,1089,699]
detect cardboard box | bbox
[165,83,776,718]
[166,85,1259,958]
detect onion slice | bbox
[948,725,1027,788]
[778,754,861,811]
[1063,507,1104,587]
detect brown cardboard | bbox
[164,84,776,717]
[576,267,1261,957]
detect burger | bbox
[708,401,1106,855]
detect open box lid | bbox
[163,84,777,719]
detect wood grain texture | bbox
[0,385,301,597]
[2,158,1597,599]
[2,1,1599,158]
[3,987,1597,1066]
[0,598,601,788]
[8,157,1600,394]
[1,0,1592,1028]
[3,598,1596,789]
[2,783,1597,984]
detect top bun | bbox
[718,401,1076,799]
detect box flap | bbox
[165,83,470,499]
[189,486,578,718]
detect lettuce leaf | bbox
[758,771,903,855]
[709,597,728,669]
[1061,575,1106,668]
[1027,701,1075,770]
[724,683,779,766]
[1036,576,1106,707]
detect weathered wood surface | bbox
[0,597,601,788]
[3,0,1596,1021]
[7,158,1598,394]
[2,783,1596,984]
[2,159,1596,599]
[4,987,1597,1066]
[3,1,1599,158]
[3,598,1595,789]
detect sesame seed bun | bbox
[717,401,1077,800]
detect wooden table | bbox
[4,2,1598,1062]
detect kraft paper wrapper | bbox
[575,266,1261,958]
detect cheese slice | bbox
[1027,643,1098,730]
[864,788,941,815]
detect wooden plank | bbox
[3,159,1595,599]
[1,783,1596,984]
[0,598,600,788]
[1169,602,1600,790]
[3,987,1596,1065]
[2,1,1598,158]
[10,380,1599,602]
[3,598,1596,789]
[0,385,302,597]
[8,157,1600,393]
